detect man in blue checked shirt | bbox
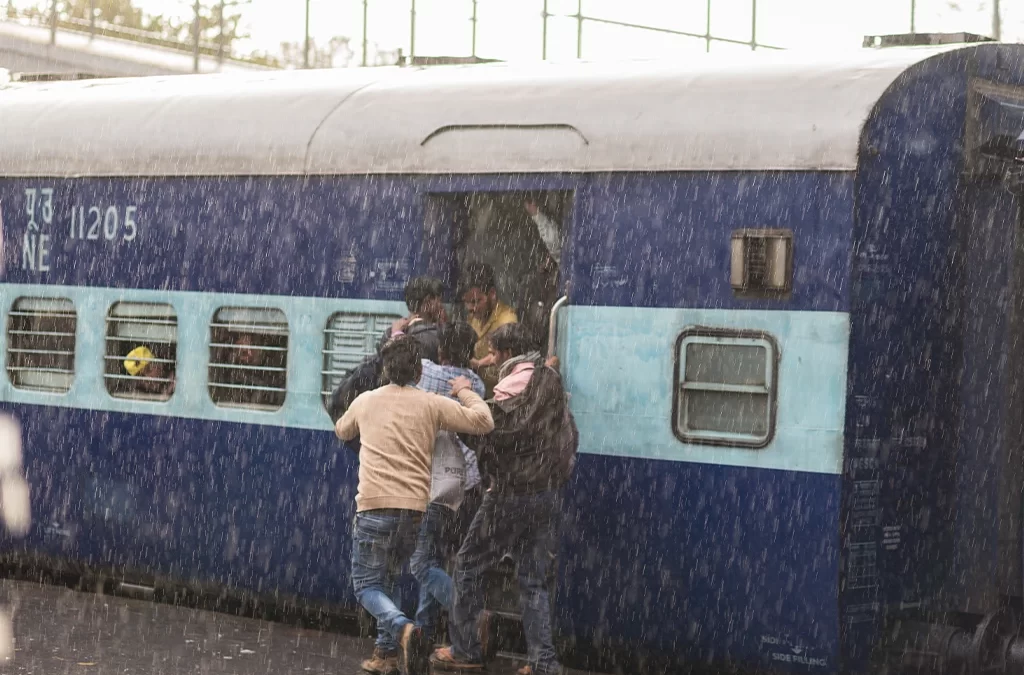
[362,322,486,675]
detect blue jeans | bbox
[405,490,483,640]
[450,489,563,675]
[351,509,422,654]
[409,502,457,639]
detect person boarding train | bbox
[336,336,493,675]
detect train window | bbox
[209,307,288,411]
[104,302,178,402]
[6,297,76,394]
[321,312,401,408]
[672,329,778,448]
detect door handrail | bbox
[547,296,569,357]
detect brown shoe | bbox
[399,624,430,675]
[429,646,485,671]
[516,667,532,675]
[361,647,399,675]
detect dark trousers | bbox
[407,489,483,639]
[449,489,562,675]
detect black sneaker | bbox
[478,610,496,664]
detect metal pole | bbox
[89,0,95,41]
[470,0,477,58]
[705,0,711,51]
[409,0,416,62]
[193,0,200,73]
[910,0,915,33]
[576,0,582,59]
[750,0,757,49]
[993,0,1001,40]
[217,0,225,65]
[542,0,548,59]
[49,0,57,45]
[362,0,368,66]
[304,0,310,68]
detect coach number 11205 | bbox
[69,205,138,242]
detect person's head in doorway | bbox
[404,276,446,325]
[438,322,477,369]
[458,262,500,325]
[487,322,535,369]
[458,262,518,385]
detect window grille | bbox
[321,312,401,407]
[730,229,793,296]
[6,297,76,394]
[104,302,177,402]
[673,329,778,448]
[209,307,288,411]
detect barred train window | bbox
[673,329,778,448]
[6,297,76,394]
[104,302,177,402]
[209,307,288,411]
[321,312,401,407]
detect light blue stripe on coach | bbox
[558,306,849,475]
[0,283,404,430]
[0,284,849,474]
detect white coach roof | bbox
[0,45,962,177]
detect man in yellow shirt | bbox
[458,262,518,394]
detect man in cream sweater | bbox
[336,335,494,675]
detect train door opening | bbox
[421,189,571,652]
[423,190,572,354]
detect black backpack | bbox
[326,353,384,425]
[472,362,578,494]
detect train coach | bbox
[1,41,1024,674]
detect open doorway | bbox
[421,189,571,627]
[423,190,571,353]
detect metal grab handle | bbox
[547,296,569,357]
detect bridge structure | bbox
[0,19,270,81]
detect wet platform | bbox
[0,580,598,675]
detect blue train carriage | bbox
[1,42,1024,673]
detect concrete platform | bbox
[0,579,596,675]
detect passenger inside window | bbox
[231,334,261,369]
[123,345,176,399]
[209,323,287,411]
[221,334,268,405]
